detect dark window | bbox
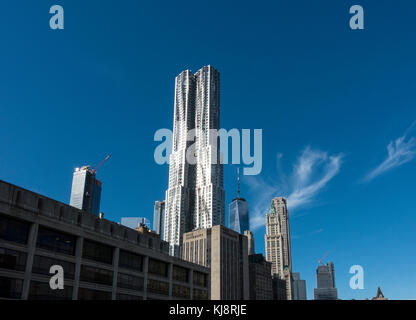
[0,215,30,244]
[116,293,143,300]
[117,273,144,291]
[193,288,208,300]
[118,250,143,272]
[172,284,190,299]
[147,279,169,296]
[80,265,113,286]
[28,281,73,300]
[172,265,189,283]
[0,277,23,299]
[36,227,76,256]
[193,271,208,287]
[78,288,112,300]
[0,248,27,271]
[82,239,113,265]
[32,255,75,280]
[148,258,168,278]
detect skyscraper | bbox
[153,200,165,239]
[265,197,293,300]
[292,272,307,300]
[164,66,225,256]
[244,230,255,255]
[69,166,102,215]
[229,168,249,234]
[314,262,338,300]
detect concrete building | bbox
[265,197,293,300]
[182,225,249,300]
[229,169,249,234]
[153,201,165,239]
[292,272,307,300]
[0,180,210,300]
[121,217,151,229]
[164,66,225,257]
[314,262,338,300]
[272,275,287,300]
[248,254,273,300]
[244,230,255,255]
[69,166,102,215]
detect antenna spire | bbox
[237,167,240,198]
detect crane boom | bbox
[93,154,111,174]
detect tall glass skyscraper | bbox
[164,65,225,256]
[69,166,102,215]
[229,169,249,234]
[153,200,165,239]
[314,262,338,300]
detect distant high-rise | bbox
[164,66,225,256]
[314,262,338,300]
[153,200,165,239]
[265,197,293,300]
[121,217,151,229]
[244,230,255,255]
[292,272,307,300]
[182,225,249,300]
[70,166,102,215]
[229,168,249,234]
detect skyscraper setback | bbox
[265,197,293,300]
[164,66,225,256]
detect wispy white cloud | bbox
[247,146,343,230]
[364,124,416,182]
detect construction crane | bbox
[318,251,330,265]
[91,154,112,174]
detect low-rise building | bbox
[0,180,210,300]
[248,254,273,300]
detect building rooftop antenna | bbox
[237,167,240,198]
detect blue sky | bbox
[1,1,415,299]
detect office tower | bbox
[265,197,293,300]
[229,168,249,234]
[70,166,102,215]
[153,200,165,239]
[164,66,225,256]
[244,230,255,255]
[292,272,307,300]
[182,225,249,300]
[272,275,287,300]
[314,262,338,300]
[121,217,151,229]
[248,254,273,300]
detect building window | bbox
[32,255,75,279]
[172,284,190,299]
[0,248,27,272]
[0,214,30,245]
[172,265,189,283]
[193,288,208,300]
[193,271,208,287]
[148,259,168,278]
[28,281,73,300]
[116,293,143,300]
[118,250,143,272]
[82,239,113,265]
[0,277,23,299]
[80,265,113,286]
[36,227,76,256]
[117,273,144,291]
[78,288,112,300]
[147,279,169,296]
